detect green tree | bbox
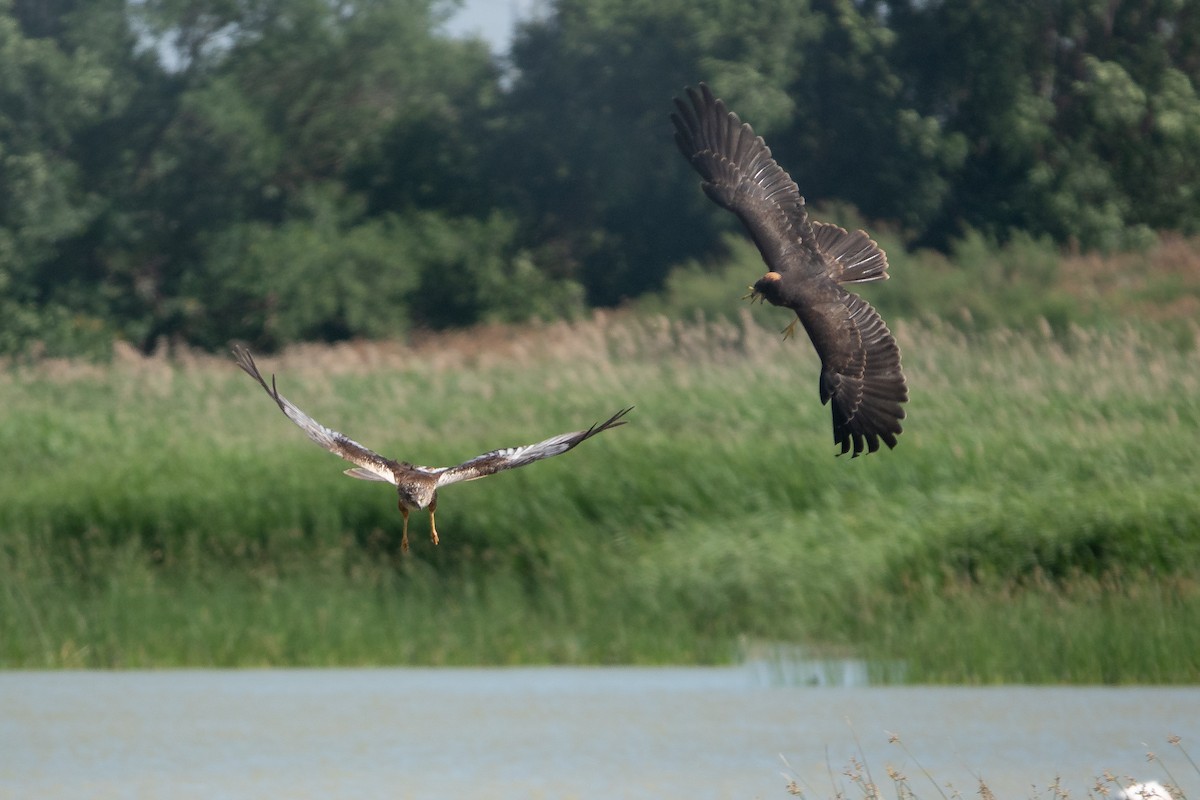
[0,0,529,356]
[8,0,1200,357]
[114,0,515,348]
[498,0,823,306]
[0,0,136,356]
[775,0,966,238]
[887,0,1200,248]
[501,0,1200,291]
[497,0,967,303]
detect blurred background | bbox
[4,0,1199,358]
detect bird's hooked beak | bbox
[743,272,782,304]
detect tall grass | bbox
[782,733,1199,800]
[2,308,1198,677]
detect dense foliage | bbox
[3,0,1200,356]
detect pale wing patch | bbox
[435,435,580,487]
[344,466,396,483]
[434,408,631,488]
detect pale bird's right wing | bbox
[232,345,400,485]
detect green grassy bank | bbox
[2,307,1198,680]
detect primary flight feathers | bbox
[672,83,908,456]
[232,345,631,550]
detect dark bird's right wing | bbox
[232,345,401,484]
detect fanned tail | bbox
[812,222,889,284]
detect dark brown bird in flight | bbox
[233,345,631,551]
[671,83,908,456]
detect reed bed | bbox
[1,310,1198,676]
[782,733,1198,800]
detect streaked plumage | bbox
[233,345,631,550]
[672,83,908,456]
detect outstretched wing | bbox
[812,292,908,457]
[435,407,632,488]
[232,345,401,484]
[672,83,817,274]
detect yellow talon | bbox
[742,285,762,303]
[781,319,799,340]
[429,500,440,546]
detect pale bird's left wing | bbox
[435,407,632,488]
[232,345,401,485]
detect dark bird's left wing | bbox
[435,407,633,488]
[232,345,401,484]
[816,292,907,457]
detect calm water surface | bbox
[1,666,1197,799]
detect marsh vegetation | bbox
[3,238,1198,678]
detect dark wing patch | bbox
[435,407,632,488]
[814,294,907,457]
[812,222,890,284]
[671,83,816,272]
[232,345,401,484]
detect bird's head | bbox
[397,480,437,511]
[743,272,783,305]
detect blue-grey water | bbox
[1,666,1197,799]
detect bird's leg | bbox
[428,496,440,546]
[781,318,799,340]
[399,504,410,553]
[741,285,762,303]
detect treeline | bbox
[3,0,1200,357]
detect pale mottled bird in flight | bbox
[233,345,631,551]
[672,83,908,456]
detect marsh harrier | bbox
[672,83,907,456]
[233,345,631,550]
